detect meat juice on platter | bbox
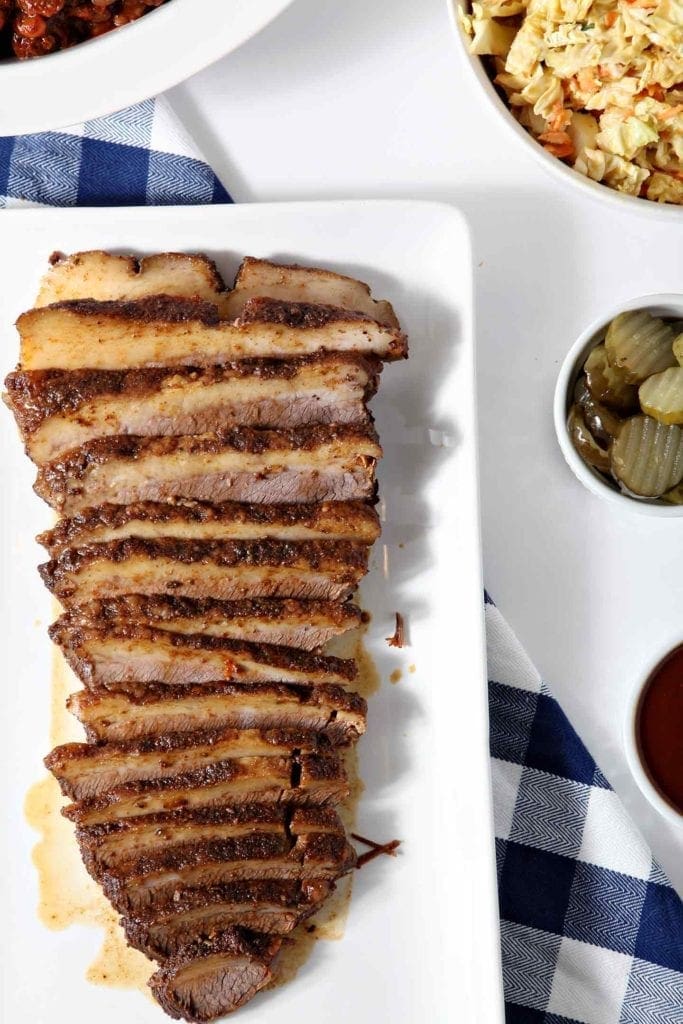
[6,250,407,1021]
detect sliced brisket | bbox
[38,499,381,555]
[39,536,369,603]
[18,295,407,371]
[67,682,367,745]
[58,596,362,651]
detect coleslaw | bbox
[460,0,683,203]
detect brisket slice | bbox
[36,251,227,309]
[36,252,399,331]
[48,621,356,689]
[46,728,329,800]
[5,354,378,464]
[62,751,349,826]
[39,537,369,603]
[77,805,343,872]
[147,929,282,1022]
[38,499,381,555]
[223,257,399,327]
[34,424,382,514]
[123,879,332,958]
[68,682,367,745]
[18,295,407,372]
[99,832,355,913]
[58,596,362,651]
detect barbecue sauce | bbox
[637,645,683,814]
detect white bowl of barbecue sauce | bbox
[624,643,683,827]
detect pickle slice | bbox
[661,481,683,505]
[579,389,623,445]
[605,311,676,383]
[583,344,639,413]
[568,404,610,473]
[671,331,683,367]
[639,367,683,425]
[610,415,683,497]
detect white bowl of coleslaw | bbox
[448,0,683,218]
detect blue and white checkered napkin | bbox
[486,595,683,1023]
[2,99,682,1024]
[0,97,230,208]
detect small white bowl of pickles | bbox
[555,295,683,515]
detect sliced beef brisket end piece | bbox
[35,251,227,309]
[148,929,281,1022]
[225,257,400,327]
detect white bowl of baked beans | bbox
[0,0,295,135]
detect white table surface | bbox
[169,0,683,894]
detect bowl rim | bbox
[0,0,295,136]
[623,640,683,828]
[553,293,683,517]
[446,0,683,222]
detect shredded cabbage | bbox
[458,0,683,203]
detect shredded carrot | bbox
[549,100,572,132]
[643,83,666,101]
[577,67,600,94]
[540,130,574,158]
[539,130,573,145]
[658,105,683,122]
[603,10,618,26]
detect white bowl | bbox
[553,293,683,516]
[447,0,683,222]
[0,0,295,135]
[623,641,683,828]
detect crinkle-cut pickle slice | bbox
[605,311,676,384]
[661,481,683,505]
[671,331,683,367]
[639,367,683,425]
[579,387,623,446]
[568,404,610,473]
[611,415,683,498]
[583,344,638,413]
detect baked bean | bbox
[3,0,168,58]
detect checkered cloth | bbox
[0,97,230,207]
[1,99,681,1024]
[487,596,683,1023]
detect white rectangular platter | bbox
[0,199,502,1024]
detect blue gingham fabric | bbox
[1,99,681,1024]
[487,596,683,1023]
[0,97,231,208]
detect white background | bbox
[169,0,683,891]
